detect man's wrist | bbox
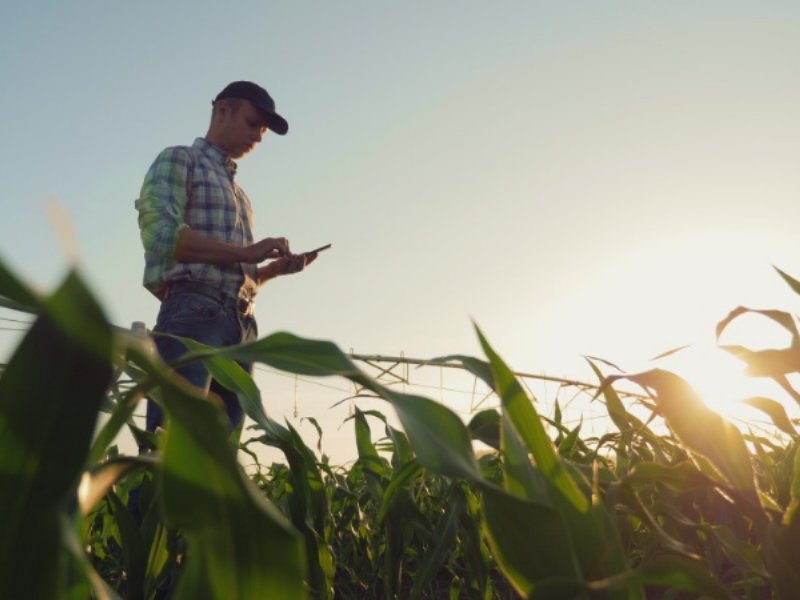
[236,244,251,263]
[257,261,281,285]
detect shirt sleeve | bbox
[135,147,194,263]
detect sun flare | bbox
[663,343,790,425]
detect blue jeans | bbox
[145,289,258,433]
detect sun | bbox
[660,342,792,426]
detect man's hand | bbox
[257,251,319,284]
[174,228,290,265]
[280,250,320,274]
[242,237,290,263]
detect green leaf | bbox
[354,407,380,459]
[386,424,414,466]
[765,519,800,600]
[248,334,486,481]
[0,270,112,600]
[141,365,307,600]
[78,455,155,515]
[302,416,325,453]
[596,556,730,599]
[376,459,422,524]
[741,396,797,437]
[706,524,769,579]
[384,388,483,480]
[88,383,150,464]
[608,369,757,495]
[587,359,631,433]
[774,266,800,297]
[467,409,501,450]
[719,345,800,386]
[61,515,123,600]
[500,404,551,505]
[764,446,800,600]
[476,326,630,587]
[253,418,334,597]
[430,354,495,390]
[480,486,579,598]
[188,332,485,482]
[0,257,40,311]
[529,557,730,599]
[557,422,581,457]
[108,491,148,600]
[716,306,799,343]
[353,409,387,504]
[188,331,361,378]
[609,482,700,558]
[589,360,667,464]
[409,485,466,599]
[475,326,586,511]
[167,333,268,426]
[624,461,712,493]
[158,327,337,598]
[142,519,178,599]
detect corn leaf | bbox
[187,332,484,482]
[529,556,730,599]
[763,443,800,599]
[0,257,40,311]
[107,490,148,600]
[133,360,307,600]
[467,409,501,450]
[153,333,340,598]
[706,524,769,579]
[0,270,112,599]
[79,455,155,515]
[775,266,800,296]
[476,327,586,510]
[476,326,631,588]
[741,396,797,437]
[409,484,466,599]
[608,369,757,495]
[61,515,122,600]
[480,485,579,597]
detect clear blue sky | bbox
[2,2,799,462]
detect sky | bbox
[2,1,800,464]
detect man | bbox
[135,80,317,433]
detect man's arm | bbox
[136,147,290,269]
[136,147,193,267]
[175,227,290,264]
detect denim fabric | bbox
[145,290,258,432]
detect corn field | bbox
[2,256,800,600]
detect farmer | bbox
[135,80,317,433]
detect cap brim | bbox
[263,111,288,136]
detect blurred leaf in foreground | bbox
[0,267,112,599]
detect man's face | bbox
[215,100,269,159]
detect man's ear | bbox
[213,99,232,123]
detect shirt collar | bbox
[193,137,237,177]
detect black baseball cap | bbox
[214,81,289,135]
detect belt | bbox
[164,280,254,316]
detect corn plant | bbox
[3,255,800,599]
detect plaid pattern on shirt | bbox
[135,138,258,301]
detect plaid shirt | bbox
[135,138,258,301]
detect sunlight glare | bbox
[664,343,789,425]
